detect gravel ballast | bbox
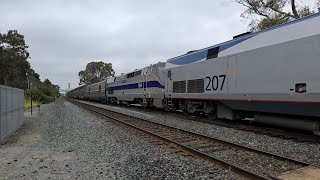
[83,101,320,166]
[0,98,240,179]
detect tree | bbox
[233,0,319,31]
[0,30,59,104]
[79,61,115,85]
[0,30,31,89]
[44,79,52,86]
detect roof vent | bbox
[186,50,199,54]
[233,32,251,39]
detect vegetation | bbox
[0,30,59,105]
[24,76,60,104]
[233,0,320,31]
[24,98,41,110]
[78,61,115,85]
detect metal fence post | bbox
[6,86,8,141]
[0,85,2,142]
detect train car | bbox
[85,80,107,102]
[107,62,166,108]
[67,85,86,99]
[164,13,320,134]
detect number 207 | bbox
[205,75,226,91]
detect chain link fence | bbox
[0,85,24,143]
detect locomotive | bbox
[67,13,320,134]
[68,62,166,108]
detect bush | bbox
[24,79,59,104]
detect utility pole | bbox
[30,82,33,115]
[26,73,29,89]
[26,73,32,115]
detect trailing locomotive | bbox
[106,62,166,108]
[67,13,320,134]
[68,62,166,108]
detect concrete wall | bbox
[0,85,24,143]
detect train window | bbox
[295,83,307,93]
[167,70,171,78]
[134,70,142,76]
[206,46,220,60]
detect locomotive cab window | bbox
[134,70,142,76]
[206,46,220,60]
[126,72,135,78]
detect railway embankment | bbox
[0,97,238,179]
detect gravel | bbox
[210,150,303,176]
[83,101,320,167]
[0,97,240,180]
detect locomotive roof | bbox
[167,12,320,65]
[114,62,165,77]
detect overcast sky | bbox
[0,0,317,89]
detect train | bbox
[67,13,320,135]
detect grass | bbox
[24,98,41,110]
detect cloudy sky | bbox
[0,0,317,89]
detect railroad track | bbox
[174,113,320,144]
[68,99,319,180]
[118,105,320,144]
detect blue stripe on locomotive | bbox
[168,36,253,65]
[109,81,164,91]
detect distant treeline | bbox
[0,30,59,104]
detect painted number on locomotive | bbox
[205,75,226,91]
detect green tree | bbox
[79,61,115,85]
[0,30,31,89]
[0,30,59,104]
[233,0,320,31]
